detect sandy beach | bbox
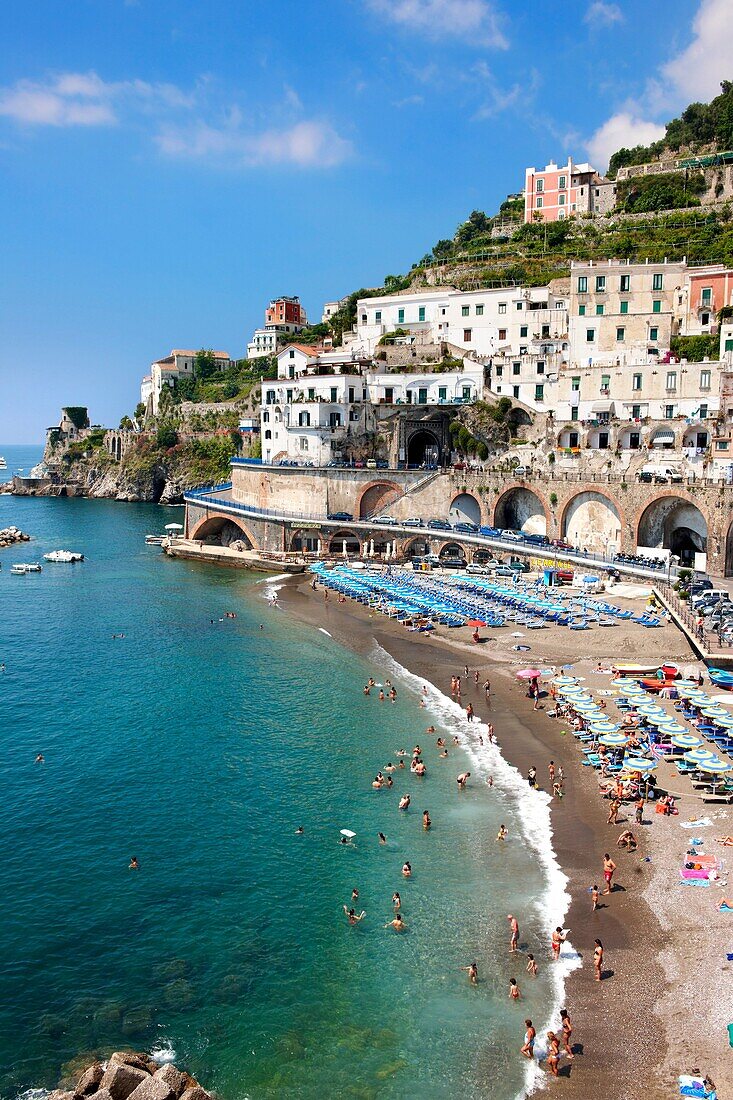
[277,570,732,1099]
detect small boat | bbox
[709,668,733,691]
[612,661,663,676]
[0,456,6,470]
[640,677,677,693]
[11,562,42,574]
[145,535,167,545]
[43,550,84,563]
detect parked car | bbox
[325,460,345,468]
[327,511,353,521]
[442,557,468,570]
[402,517,424,527]
[376,516,397,525]
[513,466,529,477]
[524,533,549,546]
[666,469,684,484]
[466,563,490,575]
[550,538,573,551]
[453,522,479,534]
[427,519,453,531]
[479,525,502,538]
[494,566,515,577]
[376,460,389,469]
[501,530,524,542]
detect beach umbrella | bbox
[636,703,666,714]
[164,522,183,530]
[671,734,703,749]
[702,706,728,718]
[697,757,733,775]
[713,714,733,728]
[598,732,628,746]
[516,669,541,679]
[674,680,699,690]
[552,676,578,687]
[590,722,620,734]
[612,678,641,689]
[684,748,718,765]
[621,758,657,775]
[711,694,733,707]
[468,619,487,628]
[657,724,689,738]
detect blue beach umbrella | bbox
[612,678,641,689]
[684,747,718,763]
[697,757,733,774]
[671,734,702,749]
[598,732,629,746]
[552,676,578,687]
[590,723,620,734]
[657,723,688,736]
[621,758,657,774]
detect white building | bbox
[147,349,232,414]
[247,327,284,359]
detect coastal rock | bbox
[153,1065,186,1097]
[126,1075,174,1100]
[48,1090,74,1100]
[179,1088,211,1100]
[108,1053,156,1075]
[74,1062,104,1097]
[100,1063,149,1100]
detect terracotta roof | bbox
[279,343,324,356]
[170,349,230,358]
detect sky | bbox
[1,0,732,442]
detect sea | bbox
[0,445,575,1100]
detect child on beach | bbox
[526,953,538,977]
[509,978,521,1000]
[591,884,599,911]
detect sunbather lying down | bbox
[716,837,733,846]
[717,897,733,910]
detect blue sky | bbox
[1,0,730,442]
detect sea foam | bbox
[373,643,582,1098]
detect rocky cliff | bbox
[47,1050,213,1100]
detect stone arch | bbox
[289,527,324,553]
[561,491,622,556]
[449,492,482,525]
[494,486,548,535]
[357,479,402,519]
[636,494,708,566]
[438,540,467,561]
[407,428,441,467]
[725,521,733,578]
[401,535,430,558]
[189,514,256,549]
[328,529,362,555]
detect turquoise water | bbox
[0,486,558,1100]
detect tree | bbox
[156,423,178,449]
[119,415,133,430]
[134,402,146,420]
[194,348,217,380]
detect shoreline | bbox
[274,571,730,1098]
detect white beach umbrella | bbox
[621,758,657,775]
[684,748,718,765]
[656,723,688,736]
[697,757,733,774]
[164,522,184,530]
[598,732,628,746]
[612,678,641,689]
[671,734,702,749]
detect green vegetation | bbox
[377,328,409,346]
[617,171,706,213]
[62,428,107,462]
[670,333,721,361]
[155,423,179,450]
[326,277,413,346]
[608,81,733,178]
[173,358,274,404]
[63,407,90,430]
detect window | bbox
[418,306,425,322]
[558,175,566,189]
[601,374,610,389]
[495,365,503,377]
[595,276,606,292]
[289,349,295,358]
[397,308,404,324]
[649,327,659,341]
[620,274,630,292]
[462,305,470,317]
[348,387,355,402]
[463,328,472,342]
[666,371,677,389]
[263,410,270,422]
[652,299,661,314]
[620,300,629,314]
[384,387,394,403]
[498,302,507,314]
[558,193,566,206]
[299,438,308,451]
[498,328,507,340]
[536,179,544,192]
[577,276,588,293]
[330,387,337,401]
[475,304,484,316]
[632,404,641,419]
[535,384,544,401]
[462,386,472,400]
[571,376,580,392]
[571,406,579,421]
[516,301,523,310]
[266,389,276,404]
[513,385,520,399]
[701,370,711,390]
[375,310,381,322]
[616,327,625,342]
[586,328,595,342]
[349,410,360,421]
[438,386,447,400]
[726,339,733,352]
[308,387,315,400]
[542,325,550,338]
[536,196,543,208]
[520,325,528,337]
[264,429,272,440]
[632,374,642,391]
[286,389,293,403]
[700,403,708,419]
[596,304,604,315]
[718,440,730,451]
[702,312,710,326]
[418,388,428,404]
[652,273,663,291]
[537,361,545,375]
[298,411,310,427]
[578,304,586,316]
[665,405,675,420]
[701,287,712,305]
[512,362,521,376]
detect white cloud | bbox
[586,112,665,170]
[157,119,353,169]
[394,94,424,108]
[0,71,192,127]
[585,0,733,170]
[584,2,623,26]
[365,0,507,48]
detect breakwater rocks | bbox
[0,525,31,547]
[48,1051,213,1100]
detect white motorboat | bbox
[0,456,7,470]
[43,550,84,563]
[11,563,42,574]
[145,535,167,545]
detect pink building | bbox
[524,158,604,223]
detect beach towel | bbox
[680,1075,716,1099]
[679,878,711,887]
[680,818,713,829]
[720,902,733,910]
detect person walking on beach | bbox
[551,927,566,960]
[474,670,479,686]
[546,1033,560,1076]
[527,766,537,789]
[591,884,599,911]
[593,938,604,980]
[602,853,616,894]
[607,798,621,825]
[520,1020,536,1059]
[560,1009,574,1059]
[466,703,474,722]
[635,796,645,826]
[460,962,478,985]
[484,679,491,704]
[508,914,519,953]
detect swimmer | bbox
[456,771,471,789]
[497,824,507,841]
[452,736,460,746]
[436,738,445,748]
[396,749,408,757]
[35,753,45,764]
[526,953,538,977]
[412,745,422,757]
[378,832,387,844]
[398,795,411,811]
[487,776,494,788]
[422,810,432,830]
[385,914,406,931]
[392,891,401,911]
[460,962,478,985]
[384,762,395,773]
[343,906,366,925]
[368,678,376,687]
[129,857,139,870]
[521,1020,536,1059]
[402,861,412,878]
[426,726,436,734]
[385,775,393,788]
[509,978,521,1000]
[363,685,371,696]
[439,749,448,758]
[398,760,405,769]
[378,690,385,702]
[295,826,304,835]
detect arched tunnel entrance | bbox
[190,516,254,548]
[637,497,707,566]
[562,492,622,556]
[407,429,441,467]
[449,493,481,525]
[494,488,547,535]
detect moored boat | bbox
[43,550,84,563]
[612,661,664,675]
[145,535,167,545]
[709,667,733,691]
[10,562,42,574]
